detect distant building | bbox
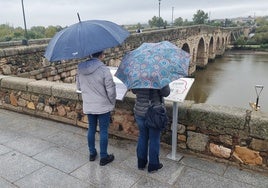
[231,16,255,24]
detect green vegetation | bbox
[0,9,267,49]
[234,16,268,50]
[148,16,168,28]
[0,24,63,42]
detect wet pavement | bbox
[0,108,268,188]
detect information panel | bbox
[108,66,128,101]
[165,78,195,102]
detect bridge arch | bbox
[208,37,215,61]
[181,43,190,53]
[181,43,193,75]
[195,37,208,68]
[215,37,221,57]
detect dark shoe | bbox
[100,154,114,166]
[89,152,97,161]
[148,163,163,173]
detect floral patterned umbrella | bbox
[115,41,190,89]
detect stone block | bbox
[27,80,53,95]
[209,143,231,158]
[2,103,23,112]
[187,131,208,152]
[189,104,246,131]
[250,114,268,140]
[52,83,78,100]
[1,77,34,91]
[250,138,268,152]
[48,114,76,126]
[3,48,18,56]
[0,49,5,56]
[0,75,10,82]
[77,120,88,129]
[233,146,262,165]
[35,110,49,119]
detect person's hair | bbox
[92,51,103,58]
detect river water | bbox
[185,50,268,113]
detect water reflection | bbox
[186,51,268,113]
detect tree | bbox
[148,16,165,28]
[193,10,209,24]
[31,26,46,38]
[174,17,183,26]
[45,25,62,38]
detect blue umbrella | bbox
[115,41,190,89]
[44,20,130,62]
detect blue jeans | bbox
[135,115,161,167]
[87,112,110,158]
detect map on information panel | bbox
[165,78,195,102]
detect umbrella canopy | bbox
[44,20,130,62]
[115,41,190,89]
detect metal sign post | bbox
[166,101,183,161]
[165,78,194,161]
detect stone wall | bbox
[0,25,242,80]
[0,75,267,172]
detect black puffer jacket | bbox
[132,85,170,117]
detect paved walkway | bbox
[0,108,268,188]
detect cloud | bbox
[0,0,267,28]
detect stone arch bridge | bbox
[1,25,267,171]
[128,25,249,75]
[0,25,249,79]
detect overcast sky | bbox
[1,0,268,28]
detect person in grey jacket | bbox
[132,85,170,173]
[76,51,116,166]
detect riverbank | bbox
[228,45,268,54]
[226,49,268,55]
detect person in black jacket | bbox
[132,85,170,173]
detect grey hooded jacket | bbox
[132,85,170,117]
[76,58,116,114]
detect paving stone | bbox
[33,146,88,173]
[76,141,98,156]
[0,117,25,130]
[120,155,185,185]
[0,177,16,188]
[0,144,12,155]
[103,141,135,164]
[45,131,87,150]
[0,108,267,187]
[132,176,174,188]
[0,129,22,144]
[5,136,56,156]
[174,167,255,188]
[180,155,227,176]
[0,151,44,182]
[224,166,268,188]
[14,166,94,188]
[18,123,61,140]
[71,161,141,188]
[44,120,87,136]
[0,117,29,131]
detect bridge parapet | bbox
[0,25,246,78]
[0,75,267,173]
